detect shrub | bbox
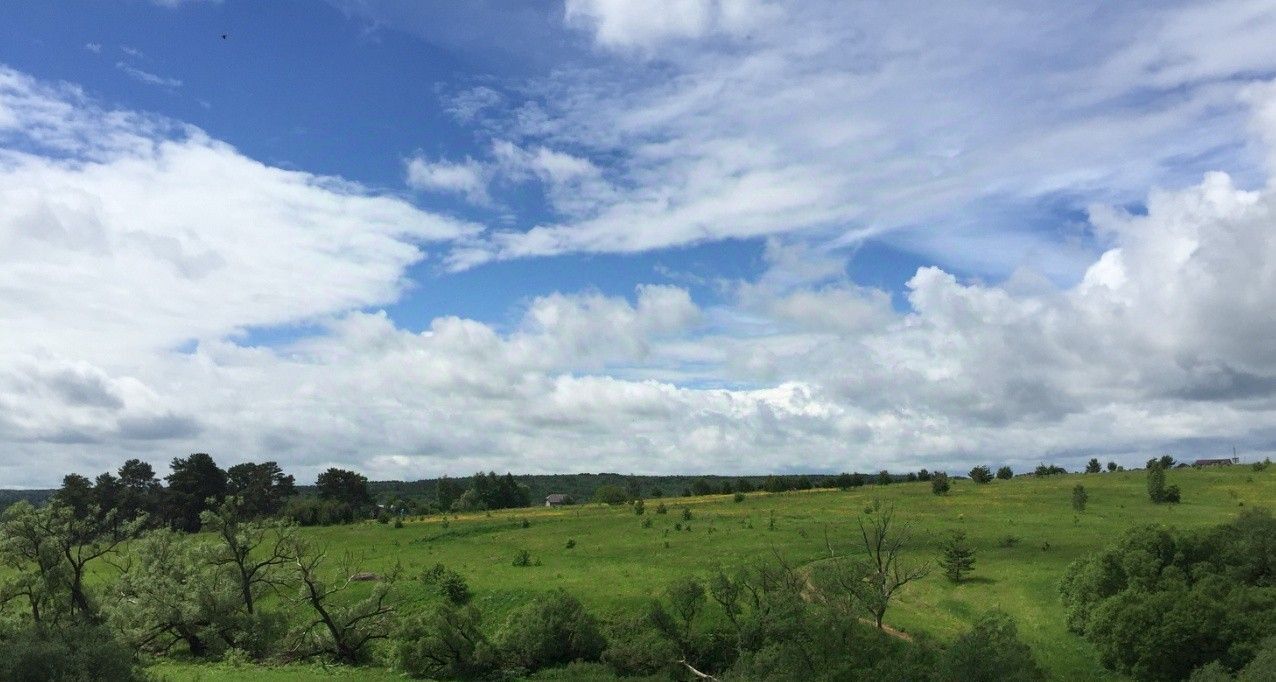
[936,610,1045,681]
[1107,461,1119,472]
[1034,464,1067,476]
[1071,484,1088,513]
[393,517,404,529]
[733,492,745,503]
[1085,458,1102,474]
[996,466,1013,480]
[641,517,653,528]
[520,517,531,529]
[655,502,668,515]
[997,535,1021,548]
[633,499,645,515]
[682,507,693,521]
[932,473,951,495]
[969,466,993,484]
[395,604,493,680]
[917,469,933,481]
[512,549,532,567]
[565,538,576,549]
[1060,510,1276,680]
[600,601,680,677]
[1147,463,1181,504]
[0,624,147,682]
[494,590,606,671]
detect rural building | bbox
[1193,458,1237,467]
[545,493,570,507]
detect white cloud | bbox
[446,1,1276,280]
[564,0,774,50]
[115,62,182,88]
[5,62,1276,487]
[404,155,490,205]
[84,43,102,53]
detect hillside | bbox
[151,463,1273,680]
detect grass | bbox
[141,464,1272,680]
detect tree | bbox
[1034,464,1067,476]
[226,461,296,518]
[105,529,244,657]
[592,484,628,505]
[1159,454,1176,469]
[436,476,464,511]
[690,479,714,496]
[664,577,705,646]
[0,501,137,625]
[969,466,993,484]
[762,475,790,493]
[55,474,95,519]
[165,453,227,532]
[931,473,951,495]
[1060,510,1276,680]
[117,459,162,524]
[917,469,933,482]
[1146,462,1180,504]
[795,476,814,490]
[316,468,372,511]
[1107,461,1118,472]
[936,610,1045,681]
[818,500,929,628]
[939,529,976,583]
[996,466,1014,480]
[285,541,397,664]
[876,470,892,485]
[200,498,297,615]
[1085,458,1102,474]
[1071,484,1088,512]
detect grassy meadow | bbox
[149,464,1273,681]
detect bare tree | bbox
[814,499,929,629]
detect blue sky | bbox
[4,0,1276,485]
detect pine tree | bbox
[940,529,976,583]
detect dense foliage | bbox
[1060,509,1276,680]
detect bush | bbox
[512,549,532,567]
[565,538,576,549]
[494,590,606,671]
[0,624,147,682]
[593,485,629,505]
[969,466,993,484]
[395,604,493,679]
[1060,510,1276,680]
[681,507,693,521]
[733,492,745,503]
[1034,464,1067,476]
[655,502,668,515]
[996,466,1013,480]
[600,602,680,677]
[936,611,1045,681]
[932,473,951,495]
[1071,484,1088,512]
[1147,463,1181,504]
[633,499,645,515]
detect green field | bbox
[149,465,1273,681]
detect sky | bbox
[3,0,1276,487]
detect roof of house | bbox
[1193,458,1234,465]
[545,493,569,503]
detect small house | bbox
[1193,458,1236,467]
[545,493,570,507]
